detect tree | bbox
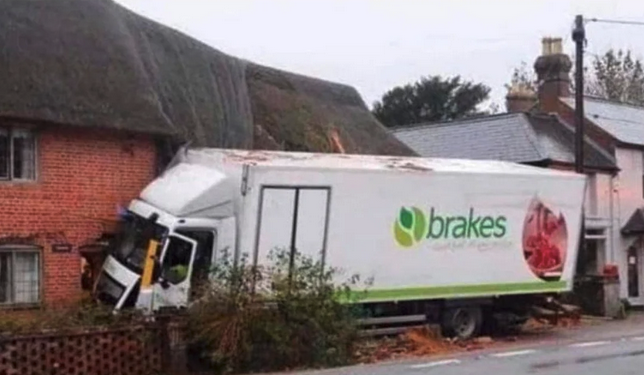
[585,49,644,105]
[372,75,491,127]
[506,61,537,93]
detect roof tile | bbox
[561,97,644,146]
[392,112,616,170]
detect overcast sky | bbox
[116,0,644,110]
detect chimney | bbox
[534,37,572,112]
[505,83,537,113]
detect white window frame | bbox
[0,245,42,307]
[0,126,38,182]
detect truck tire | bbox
[442,306,483,340]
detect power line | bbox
[586,18,644,26]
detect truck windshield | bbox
[111,212,168,274]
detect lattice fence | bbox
[0,325,165,375]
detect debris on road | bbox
[404,326,454,356]
[474,336,494,344]
[354,312,602,364]
[354,326,496,363]
[355,326,451,363]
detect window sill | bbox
[0,302,41,311]
[0,179,39,186]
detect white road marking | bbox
[410,359,461,369]
[630,336,644,342]
[569,341,610,348]
[490,349,537,358]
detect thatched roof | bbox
[0,0,413,156]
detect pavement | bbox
[287,312,644,375]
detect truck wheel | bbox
[442,306,482,340]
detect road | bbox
[399,336,644,375]
[288,313,644,375]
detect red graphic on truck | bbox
[522,197,568,281]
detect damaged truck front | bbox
[94,148,586,339]
[95,160,236,312]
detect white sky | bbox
[115,0,644,109]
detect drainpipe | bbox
[609,173,616,264]
[614,172,624,292]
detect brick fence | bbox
[0,320,186,375]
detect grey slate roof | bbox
[622,207,644,235]
[392,112,617,170]
[561,97,644,147]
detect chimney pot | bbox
[534,36,572,112]
[506,83,537,113]
[541,37,552,55]
[551,38,563,54]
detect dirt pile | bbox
[354,315,596,364]
[523,316,582,332]
[354,326,496,363]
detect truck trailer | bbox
[94,148,586,338]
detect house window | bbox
[0,127,36,181]
[0,246,41,305]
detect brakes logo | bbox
[393,206,508,248]
[393,207,427,247]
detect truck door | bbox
[175,229,217,301]
[255,187,330,270]
[152,233,197,310]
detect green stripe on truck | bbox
[339,281,568,303]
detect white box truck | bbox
[94,148,586,338]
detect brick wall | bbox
[0,124,157,305]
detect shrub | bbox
[186,248,369,373]
[0,298,148,335]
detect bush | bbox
[186,248,369,373]
[0,297,148,335]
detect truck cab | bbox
[94,162,237,312]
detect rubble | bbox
[474,336,494,344]
[354,326,493,363]
[354,313,596,364]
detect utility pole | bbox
[572,15,585,174]
[572,15,586,282]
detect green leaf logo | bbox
[393,206,427,248]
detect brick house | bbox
[393,36,644,307]
[0,126,158,306]
[0,0,412,308]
